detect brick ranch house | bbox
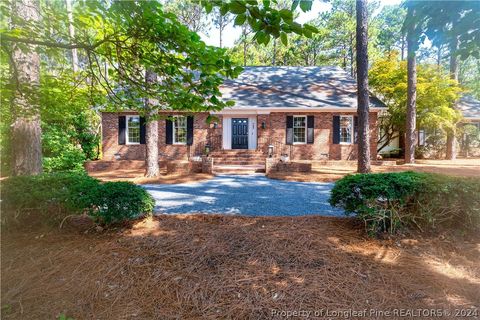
[100,66,386,173]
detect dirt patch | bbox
[2,215,479,319]
[269,159,480,182]
[88,169,213,185]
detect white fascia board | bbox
[212,107,384,114]
[106,107,385,114]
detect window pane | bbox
[293,116,306,143]
[127,116,140,143]
[340,116,352,143]
[174,116,187,143]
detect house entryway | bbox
[231,118,249,149]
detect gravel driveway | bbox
[143,174,345,216]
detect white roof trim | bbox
[213,107,383,114]
[104,107,384,114]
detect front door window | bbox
[232,118,248,149]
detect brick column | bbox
[202,156,214,174]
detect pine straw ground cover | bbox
[268,159,480,182]
[1,215,479,319]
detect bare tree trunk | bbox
[436,44,442,67]
[218,13,223,48]
[350,34,354,77]
[405,6,417,164]
[356,0,371,173]
[65,0,78,72]
[145,69,159,177]
[242,26,247,67]
[10,0,42,176]
[401,35,406,61]
[446,35,459,160]
[273,39,277,66]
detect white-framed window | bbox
[293,115,307,144]
[173,116,187,144]
[126,115,140,144]
[340,115,353,144]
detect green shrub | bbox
[87,182,155,225]
[329,172,480,236]
[1,172,99,218]
[42,127,87,173]
[1,173,154,226]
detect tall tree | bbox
[144,70,159,177]
[212,8,233,48]
[2,1,241,176]
[65,0,78,72]
[375,5,407,58]
[9,0,42,175]
[356,0,371,173]
[165,0,210,34]
[446,30,460,160]
[403,0,479,161]
[404,5,417,164]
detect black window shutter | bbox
[286,116,293,145]
[332,115,340,144]
[166,118,173,145]
[140,117,146,144]
[354,116,358,144]
[307,115,314,144]
[186,116,194,145]
[118,116,126,145]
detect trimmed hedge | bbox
[2,173,154,225]
[86,182,155,224]
[329,172,480,236]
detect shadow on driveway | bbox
[142,174,345,216]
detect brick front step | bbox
[210,150,264,156]
[213,164,265,174]
[214,160,265,165]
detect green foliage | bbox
[1,172,99,219]
[1,173,154,226]
[370,52,463,152]
[42,125,86,173]
[201,0,318,45]
[330,172,480,236]
[459,123,480,156]
[404,0,480,59]
[87,182,155,225]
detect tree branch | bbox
[1,34,113,50]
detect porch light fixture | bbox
[261,121,266,129]
[205,144,210,156]
[213,122,218,129]
[268,144,274,158]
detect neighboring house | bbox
[457,95,480,128]
[101,66,385,168]
[457,95,480,157]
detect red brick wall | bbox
[102,111,378,161]
[102,112,212,161]
[262,112,378,160]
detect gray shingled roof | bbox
[456,95,480,119]
[220,66,385,110]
